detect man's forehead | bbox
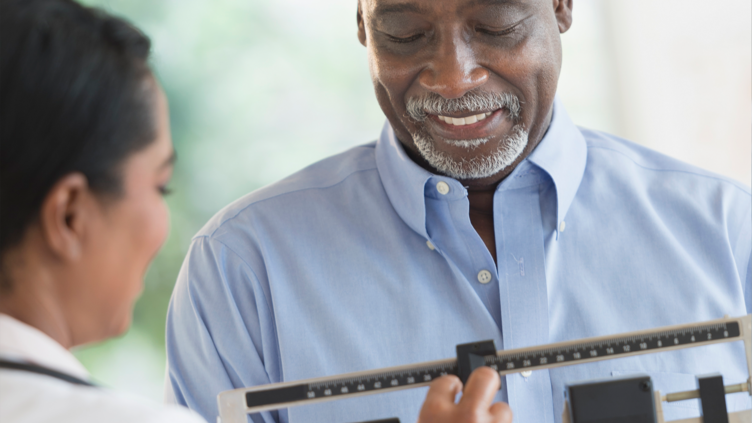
[361,0,534,18]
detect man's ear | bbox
[357,1,367,47]
[554,0,573,34]
[39,173,93,262]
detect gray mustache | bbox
[406,91,522,122]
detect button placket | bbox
[494,183,553,421]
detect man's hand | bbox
[417,367,513,423]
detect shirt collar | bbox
[375,96,587,237]
[527,96,588,232]
[375,123,434,239]
[0,313,90,380]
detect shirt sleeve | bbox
[165,236,281,423]
[745,251,751,316]
[732,198,752,316]
[739,206,752,315]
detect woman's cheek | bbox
[150,199,170,256]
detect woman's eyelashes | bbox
[158,185,173,196]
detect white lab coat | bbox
[0,314,206,423]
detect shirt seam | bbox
[586,145,752,196]
[734,204,752,290]
[194,235,283,384]
[732,203,752,256]
[203,166,378,239]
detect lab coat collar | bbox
[0,313,90,381]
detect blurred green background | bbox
[72,0,750,403]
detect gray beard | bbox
[411,125,529,180]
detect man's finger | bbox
[423,374,463,407]
[417,375,463,423]
[489,401,514,423]
[460,367,501,410]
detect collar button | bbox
[436,181,450,195]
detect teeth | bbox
[438,112,493,126]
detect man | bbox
[165,0,751,422]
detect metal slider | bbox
[661,382,749,403]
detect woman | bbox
[0,0,205,421]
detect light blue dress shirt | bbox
[166,99,751,423]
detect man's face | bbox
[358,0,572,186]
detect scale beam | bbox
[217,314,752,423]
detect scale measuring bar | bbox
[217,315,752,423]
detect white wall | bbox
[559,0,751,185]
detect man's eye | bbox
[477,23,520,37]
[158,186,173,196]
[386,33,423,43]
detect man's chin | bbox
[412,125,529,180]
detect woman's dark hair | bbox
[0,0,157,264]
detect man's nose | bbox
[418,39,489,99]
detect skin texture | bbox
[358,0,572,419]
[358,0,572,263]
[0,82,174,349]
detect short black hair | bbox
[0,0,157,264]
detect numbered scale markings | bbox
[486,322,738,371]
[246,363,458,409]
[240,319,743,412]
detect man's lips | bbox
[426,108,511,140]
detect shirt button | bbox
[521,370,532,378]
[477,270,492,284]
[436,181,450,195]
[559,221,566,232]
[426,240,436,250]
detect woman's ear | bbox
[357,1,367,47]
[554,0,573,34]
[38,173,93,262]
